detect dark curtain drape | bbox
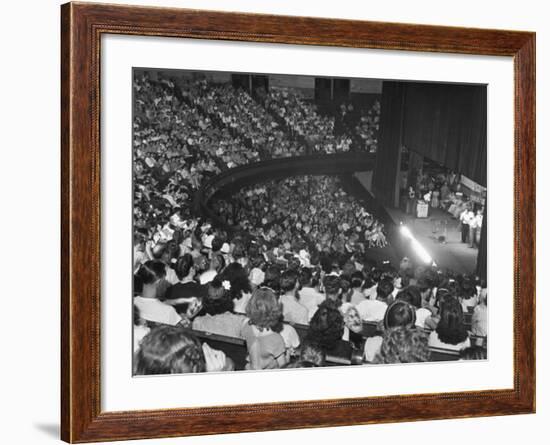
[476,202,487,281]
[372,82,405,205]
[375,81,487,188]
[401,82,487,186]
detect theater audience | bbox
[131,72,488,375]
[211,176,388,252]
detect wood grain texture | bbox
[60,2,536,442]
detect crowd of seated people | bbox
[133,208,488,375]
[133,73,486,376]
[134,73,381,233]
[354,100,381,153]
[259,88,356,154]
[187,80,304,160]
[211,175,388,252]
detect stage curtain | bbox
[400,82,487,187]
[372,82,405,205]
[476,202,487,281]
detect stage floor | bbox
[385,206,478,275]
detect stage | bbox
[353,171,478,275]
[385,206,478,275]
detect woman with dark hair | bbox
[262,265,281,294]
[164,254,206,314]
[305,300,345,353]
[374,327,431,364]
[349,271,365,305]
[134,325,233,375]
[220,262,252,314]
[423,288,453,330]
[133,260,183,326]
[364,300,417,362]
[241,288,288,370]
[428,297,471,351]
[192,277,247,338]
[459,276,479,312]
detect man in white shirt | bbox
[134,296,182,326]
[280,270,309,325]
[298,268,325,320]
[356,279,393,322]
[459,205,474,244]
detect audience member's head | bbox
[174,254,194,281]
[396,286,422,309]
[376,279,394,303]
[384,300,417,330]
[299,267,313,287]
[134,326,206,375]
[323,275,342,301]
[262,265,281,293]
[136,260,166,285]
[375,327,431,364]
[306,300,344,352]
[280,270,299,294]
[219,262,251,300]
[298,341,326,367]
[201,276,234,316]
[436,297,469,345]
[245,287,282,331]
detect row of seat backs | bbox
[189,328,355,370]
[189,327,484,370]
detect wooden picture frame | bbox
[61,1,535,442]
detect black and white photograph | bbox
[132,68,487,375]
